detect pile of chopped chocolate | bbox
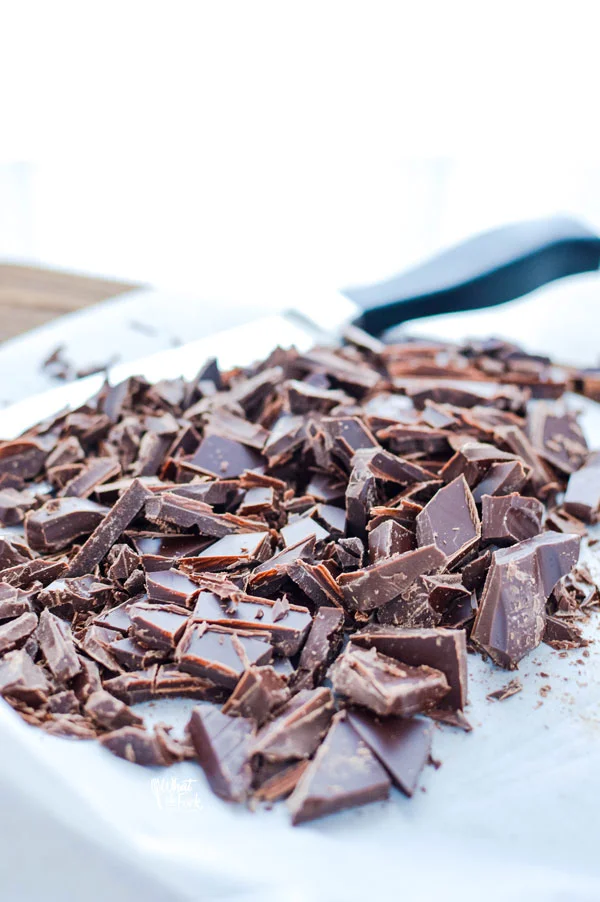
[0,333,598,825]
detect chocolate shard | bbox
[353,446,438,485]
[187,434,263,478]
[481,493,544,545]
[102,667,158,704]
[416,474,480,566]
[251,687,334,763]
[471,460,529,503]
[0,487,37,526]
[145,568,201,606]
[346,709,433,796]
[471,532,581,668]
[99,725,174,766]
[281,516,329,547]
[526,400,588,474]
[368,519,413,563]
[107,543,140,582]
[330,644,449,716]
[287,711,390,825]
[0,439,49,480]
[0,648,50,705]
[192,591,311,656]
[345,454,380,540]
[175,623,273,688]
[66,479,153,577]
[0,584,33,621]
[0,611,38,655]
[352,626,468,711]
[60,456,121,498]
[254,760,309,802]
[84,688,144,729]
[563,454,600,523]
[153,665,226,701]
[292,606,345,690]
[222,665,290,725]
[109,637,166,670]
[25,497,109,552]
[440,441,525,487]
[37,609,81,682]
[249,535,316,594]
[486,678,523,701]
[183,531,272,571]
[128,601,190,650]
[543,615,587,648]
[38,575,114,613]
[48,689,81,714]
[145,492,251,537]
[72,655,102,702]
[188,704,256,801]
[338,545,446,612]
[286,559,344,609]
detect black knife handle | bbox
[345,216,600,336]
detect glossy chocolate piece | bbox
[176,623,273,688]
[25,497,108,552]
[481,493,544,545]
[84,688,144,729]
[187,434,263,478]
[293,606,344,690]
[526,400,588,474]
[109,637,166,670]
[287,711,390,825]
[128,601,190,650]
[188,705,255,801]
[471,460,530,503]
[185,531,272,570]
[0,487,37,526]
[352,625,468,710]
[471,532,581,668]
[416,475,480,566]
[37,609,81,682]
[345,454,380,539]
[252,687,334,762]
[0,611,38,655]
[145,568,200,606]
[563,454,600,523]
[192,591,311,655]
[330,644,449,716]
[346,709,433,796]
[440,441,525,487]
[222,665,290,725]
[60,457,120,498]
[66,479,153,577]
[338,545,446,612]
[368,519,413,563]
[286,559,344,609]
[39,575,114,613]
[99,725,174,766]
[0,648,49,705]
[0,584,33,621]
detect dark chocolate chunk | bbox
[188,704,255,801]
[153,665,225,700]
[254,760,309,802]
[486,678,523,701]
[25,497,108,552]
[481,493,544,545]
[0,487,37,526]
[0,648,49,705]
[345,454,380,539]
[286,559,344,609]
[128,601,190,650]
[38,575,114,613]
[338,545,446,612]
[563,454,600,523]
[102,667,158,704]
[287,711,390,825]
[60,457,121,498]
[526,400,588,474]
[252,687,334,762]
[37,609,81,681]
[184,531,272,570]
[99,725,174,766]
[543,615,587,648]
[0,611,38,655]
[85,688,144,729]
[281,516,329,547]
[0,584,33,621]
[293,606,344,690]
[66,479,153,577]
[416,475,480,566]
[146,568,201,606]
[352,626,468,711]
[188,434,263,478]
[471,460,529,502]
[0,439,48,480]
[440,441,525,487]
[109,637,166,670]
[192,591,311,656]
[222,665,290,725]
[346,709,433,796]
[471,532,581,668]
[176,623,273,688]
[368,519,414,563]
[330,644,449,716]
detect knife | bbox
[3,214,600,438]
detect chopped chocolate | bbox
[187,434,263,479]
[345,453,380,539]
[254,760,309,802]
[0,611,38,655]
[281,516,329,547]
[107,543,140,582]
[471,460,529,502]
[99,725,174,766]
[0,649,49,705]
[37,609,81,681]
[543,615,587,648]
[352,626,467,710]
[293,606,344,689]
[192,591,311,655]
[102,667,158,704]
[0,439,48,480]
[146,568,201,606]
[286,559,344,609]
[38,575,114,613]
[66,479,153,577]
[486,678,523,701]
[60,456,120,498]
[346,709,433,796]
[416,475,480,566]
[153,664,225,700]
[330,644,449,716]
[109,637,166,670]
[481,493,544,545]
[526,400,588,474]
[287,711,390,825]
[471,532,581,668]
[188,705,255,801]
[368,519,413,563]
[0,487,37,526]
[338,545,446,612]
[25,497,108,552]
[128,601,189,650]
[176,623,273,687]
[0,584,33,621]
[183,531,272,571]
[252,687,334,762]
[85,688,144,729]
[48,689,81,714]
[440,441,525,487]
[222,665,290,725]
